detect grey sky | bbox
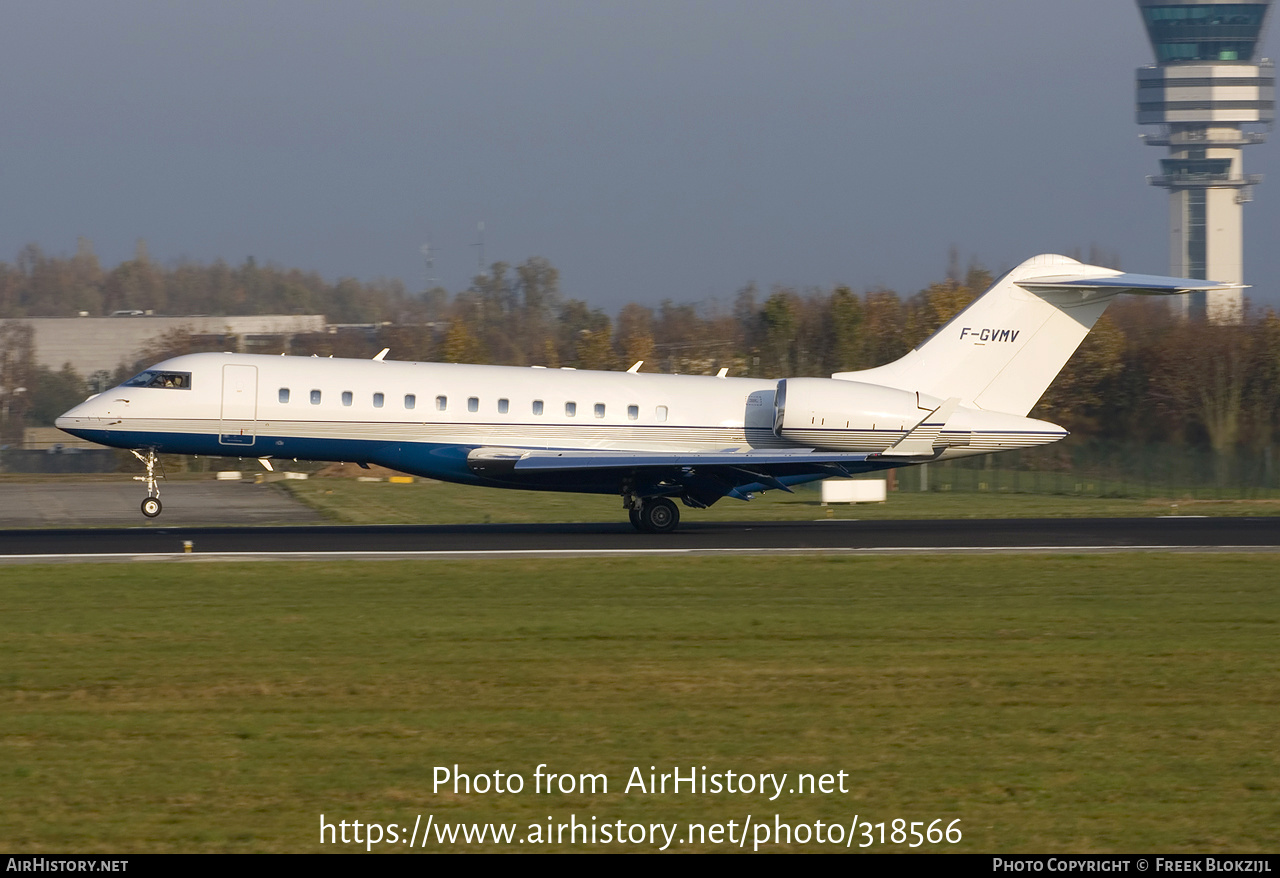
[2,1,1276,312]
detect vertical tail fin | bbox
[833,254,1237,416]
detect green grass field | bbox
[280,476,1280,525]
[3,555,1277,852]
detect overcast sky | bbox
[2,1,1276,312]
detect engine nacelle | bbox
[774,378,943,452]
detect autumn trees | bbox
[1,241,1278,480]
[0,240,414,322]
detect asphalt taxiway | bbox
[0,480,326,527]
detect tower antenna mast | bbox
[472,221,486,275]
[420,238,439,290]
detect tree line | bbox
[1,241,1278,467]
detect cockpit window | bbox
[122,370,192,389]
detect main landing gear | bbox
[626,496,680,534]
[132,449,164,519]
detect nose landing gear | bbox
[131,449,164,518]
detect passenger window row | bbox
[276,388,666,420]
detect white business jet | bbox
[56,255,1232,532]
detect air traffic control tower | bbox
[1137,0,1274,322]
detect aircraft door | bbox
[219,363,258,446]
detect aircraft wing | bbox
[466,446,889,504]
[468,447,876,471]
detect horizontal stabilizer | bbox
[1017,272,1242,296]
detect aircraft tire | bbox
[628,508,643,531]
[141,497,162,518]
[638,497,679,534]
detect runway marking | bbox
[2,545,1279,565]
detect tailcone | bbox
[943,408,1068,455]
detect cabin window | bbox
[594,403,605,418]
[123,370,192,389]
[436,395,448,411]
[565,402,577,417]
[342,391,353,407]
[498,398,509,414]
[373,392,384,408]
[656,405,668,422]
[627,404,639,420]
[404,394,416,410]
[279,388,290,404]
[532,400,544,415]
[310,390,322,405]
[467,396,479,413]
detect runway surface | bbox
[2,517,1279,563]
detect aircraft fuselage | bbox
[55,352,1063,497]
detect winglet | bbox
[627,361,643,373]
[879,397,961,458]
[373,348,390,361]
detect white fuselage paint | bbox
[61,354,780,453]
[56,352,1064,469]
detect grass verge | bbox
[280,477,1280,525]
[2,555,1277,852]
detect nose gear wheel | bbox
[131,449,165,519]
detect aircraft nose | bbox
[55,394,104,433]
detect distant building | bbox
[1136,0,1275,322]
[2,314,327,378]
